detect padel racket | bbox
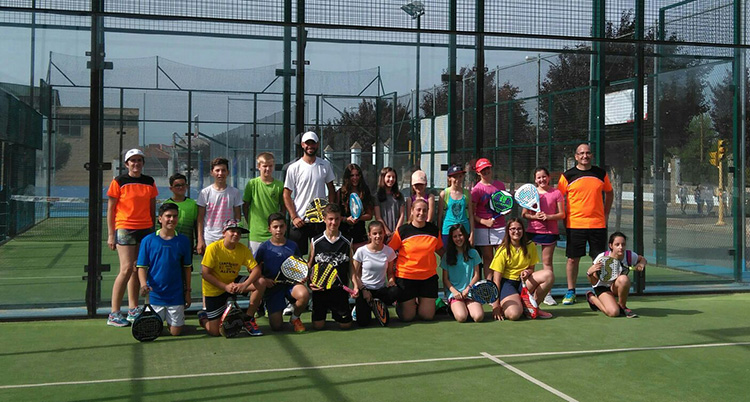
[515,183,540,212]
[132,296,163,342]
[310,262,355,295]
[488,190,514,217]
[303,198,329,223]
[598,256,626,283]
[349,193,364,220]
[274,255,309,285]
[466,280,499,304]
[520,280,539,319]
[370,298,389,326]
[218,297,245,338]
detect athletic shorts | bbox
[264,284,297,314]
[204,275,249,321]
[396,275,439,302]
[565,228,607,259]
[528,233,560,246]
[152,305,185,327]
[311,288,352,323]
[499,278,523,300]
[593,285,612,297]
[474,227,506,246]
[116,228,153,246]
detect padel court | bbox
[1,293,748,401]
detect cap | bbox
[300,131,319,144]
[124,148,145,163]
[447,164,465,176]
[411,170,427,185]
[222,218,249,234]
[475,158,492,172]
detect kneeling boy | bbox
[201,219,266,336]
[255,213,310,332]
[137,203,193,336]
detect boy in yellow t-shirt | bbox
[201,219,266,336]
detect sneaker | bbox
[283,303,294,316]
[543,293,558,306]
[536,309,553,319]
[290,317,306,333]
[351,306,357,321]
[586,291,599,312]
[198,310,209,329]
[620,307,638,318]
[562,290,576,305]
[107,311,130,327]
[243,317,264,336]
[126,306,143,323]
[256,302,266,317]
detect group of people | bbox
[106,136,647,337]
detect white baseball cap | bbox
[124,148,145,163]
[300,131,319,144]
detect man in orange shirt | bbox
[557,143,613,305]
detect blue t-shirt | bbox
[255,239,301,279]
[136,233,192,306]
[440,248,481,293]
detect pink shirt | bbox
[526,188,562,235]
[471,180,506,229]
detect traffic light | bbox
[717,139,727,160]
[709,151,718,167]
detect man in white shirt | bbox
[283,131,336,255]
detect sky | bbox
[2,24,534,145]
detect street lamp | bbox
[401,1,425,164]
[525,54,556,167]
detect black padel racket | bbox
[132,296,163,342]
[219,296,245,338]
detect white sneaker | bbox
[282,303,294,316]
[543,293,558,306]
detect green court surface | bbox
[1,293,749,401]
[0,234,716,308]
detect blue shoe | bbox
[243,317,264,336]
[107,312,130,327]
[127,306,143,323]
[562,290,576,305]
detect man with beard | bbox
[283,131,336,256]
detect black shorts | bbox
[396,275,439,302]
[311,288,353,323]
[289,222,325,256]
[203,275,249,321]
[593,285,612,297]
[565,228,607,259]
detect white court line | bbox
[481,352,579,402]
[1,341,748,390]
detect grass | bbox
[1,293,749,401]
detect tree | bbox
[420,65,533,176]
[54,136,71,171]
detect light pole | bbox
[401,1,425,164]
[525,54,557,168]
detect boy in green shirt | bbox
[243,152,285,255]
[163,173,198,249]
